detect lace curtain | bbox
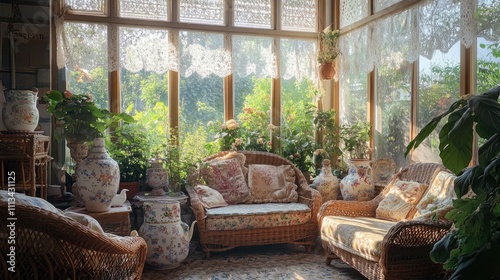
[56,20,317,82]
[340,0,500,76]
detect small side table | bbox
[65,201,132,236]
[0,133,51,199]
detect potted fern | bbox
[405,86,500,279]
[317,29,340,80]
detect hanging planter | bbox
[317,29,340,80]
[319,63,336,80]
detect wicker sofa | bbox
[186,150,322,258]
[0,191,147,279]
[318,162,455,280]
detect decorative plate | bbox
[371,158,397,185]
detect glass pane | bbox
[64,0,105,14]
[340,0,369,28]
[179,31,224,155]
[281,0,317,32]
[234,35,273,151]
[179,0,224,25]
[374,63,412,168]
[339,71,368,126]
[234,0,271,29]
[476,0,500,94]
[64,22,109,109]
[119,0,168,20]
[416,42,461,163]
[374,0,402,12]
[119,28,170,154]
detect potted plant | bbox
[339,121,373,201]
[405,86,500,279]
[317,29,340,80]
[108,122,151,200]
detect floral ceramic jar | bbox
[146,158,168,195]
[312,159,339,202]
[340,159,375,201]
[2,89,39,132]
[73,138,120,212]
[139,200,196,270]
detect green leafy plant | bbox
[405,86,500,280]
[312,108,342,169]
[317,29,341,64]
[274,123,315,174]
[340,121,371,159]
[107,122,151,182]
[44,90,134,143]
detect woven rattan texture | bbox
[0,202,146,279]
[186,150,322,258]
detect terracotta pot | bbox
[318,63,335,80]
[118,181,141,200]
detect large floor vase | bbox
[74,138,120,212]
[139,200,196,270]
[312,159,339,202]
[340,158,375,201]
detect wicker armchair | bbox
[187,150,322,258]
[318,162,453,280]
[0,202,147,280]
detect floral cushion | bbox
[376,180,428,221]
[205,203,311,230]
[320,216,397,262]
[247,164,298,203]
[194,184,228,209]
[200,157,251,204]
[413,170,456,219]
[0,190,61,214]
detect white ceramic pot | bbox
[2,89,39,132]
[312,159,339,202]
[74,138,120,212]
[139,200,196,270]
[340,159,375,201]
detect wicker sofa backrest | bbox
[0,201,147,280]
[201,150,309,192]
[372,162,445,204]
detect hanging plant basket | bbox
[319,63,335,80]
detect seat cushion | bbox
[320,216,397,262]
[205,203,311,230]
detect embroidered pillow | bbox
[376,180,428,221]
[200,157,250,204]
[247,164,298,203]
[413,171,456,218]
[194,184,228,209]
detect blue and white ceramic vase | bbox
[139,200,196,270]
[340,159,375,201]
[312,159,339,202]
[74,138,120,212]
[2,89,39,132]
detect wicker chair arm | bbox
[379,219,452,273]
[317,199,378,228]
[185,185,207,229]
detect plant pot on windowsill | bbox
[319,63,336,80]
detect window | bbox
[57,0,321,172]
[337,0,500,166]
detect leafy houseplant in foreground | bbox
[405,86,500,280]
